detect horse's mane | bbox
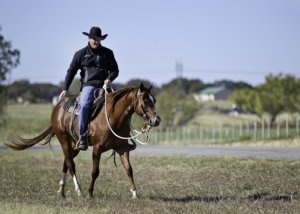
[109,85,139,112]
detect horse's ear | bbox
[149,83,153,91]
[139,83,145,91]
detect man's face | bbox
[89,37,101,49]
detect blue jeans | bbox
[78,86,96,141]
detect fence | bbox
[147,113,300,145]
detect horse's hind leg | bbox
[57,159,68,198]
[57,149,80,198]
[58,135,83,197]
[119,151,138,199]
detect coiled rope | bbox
[103,85,150,145]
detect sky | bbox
[1,0,299,87]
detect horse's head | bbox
[134,83,161,130]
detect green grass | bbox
[0,150,300,213]
[0,103,52,137]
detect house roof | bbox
[199,86,226,95]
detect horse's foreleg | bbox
[88,146,101,198]
[72,173,82,197]
[119,151,138,199]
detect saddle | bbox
[63,95,105,121]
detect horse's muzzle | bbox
[149,115,161,127]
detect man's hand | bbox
[59,90,67,100]
[103,79,111,89]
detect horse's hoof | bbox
[57,191,66,198]
[132,195,138,199]
[130,189,138,199]
[87,193,94,199]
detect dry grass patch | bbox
[0,150,300,213]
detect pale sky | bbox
[1,0,299,86]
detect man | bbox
[59,26,119,151]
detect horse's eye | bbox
[144,99,151,105]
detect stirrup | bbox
[77,142,88,151]
[75,132,88,149]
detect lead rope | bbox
[129,119,151,145]
[103,85,150,144]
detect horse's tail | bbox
[4,124,54,151]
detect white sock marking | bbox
[59,172,66,186]
[131,189,137,198]
[73,175,80,192]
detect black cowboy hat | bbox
[82,26,107,40]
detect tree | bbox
[230,73,300,121]
[156,83,200,128]
[0,28,20,81]
[230,88,257,114]
[0,27,21,114]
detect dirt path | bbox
[134,145,300,160]
[1,144,300,160]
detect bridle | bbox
[136,89,160,130]
[103,86,155,145]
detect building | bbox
[194,86,232,102]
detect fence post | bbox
[262,118,264,140]
[297,113,299,137]
[232,125,235,142]
[247,122,250,135]
[219,125,222,144]
[204,126,208,144]
[225,127,229,143]
[154,129,158,144]
[199,126,201,144]
[185,127,188,145]
[239,123,243,140]
[200,126,202,144]
[212,126,216,143]
[286,113,289,137]
[277,120,280,139]
[182,127,184,143]
[176,127,178,143]
[267,119,270,139]
[253,120,257,141]
[170,128,172,144]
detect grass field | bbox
[1,104,300,213]
[0,150,300,213]
[0,103,52,137]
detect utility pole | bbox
[175,60,185,97]
[176,60,183,78]
[175,60,183,91]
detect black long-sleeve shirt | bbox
[63,44,119,91]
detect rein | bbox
[103,86,151,145]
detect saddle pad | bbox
[63,96,105,121]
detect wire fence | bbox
[147,113,300,145]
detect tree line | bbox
[230,73,300,122]
[3,77,247,103]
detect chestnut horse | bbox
[5,83,161,198]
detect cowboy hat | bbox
[82,26,107,40]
